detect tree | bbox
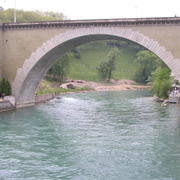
[134,50,165,84]
[150,67,172,99]
[0,9,66,23]
[47,53,72,82]
[97,49,119,81]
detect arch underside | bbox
[13,27,180,107]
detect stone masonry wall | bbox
[2,25,180,83]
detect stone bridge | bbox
[0,17,180,107]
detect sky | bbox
[0,0,180,20]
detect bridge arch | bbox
[13,27,180,107]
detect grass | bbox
[67,43,140,82]
[37,80,93,95]
[38,42,141,95]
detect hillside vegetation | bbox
[66,41,140,82]
[0,8,66,22]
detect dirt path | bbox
[95,84,150,91]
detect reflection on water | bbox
[0,90,180,180]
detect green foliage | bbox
[0,78,11,96]
[47,40,144,82]
[48,40,167,83]
[37,80,54,95]
[47,53,72,82]
[134,50,165,84]
[0,9,66,23]
[151,67,172,99]
[66,41,139,81]
[97,49,119,81]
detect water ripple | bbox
[0,91,180,180]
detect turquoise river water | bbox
[0,90,180,180]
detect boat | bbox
[169,85,180,104]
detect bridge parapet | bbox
[1,17,180,30]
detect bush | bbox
[134,50,165,84]
[151,67,172,99]
[0,78,12,96]
[97,59,116,81]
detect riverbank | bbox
[0,79,150,112]
[37,79,150,95]
[0,99,15,112]
[34,79,150,104]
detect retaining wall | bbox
[0,100,15,112]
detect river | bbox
[0,90,180,180]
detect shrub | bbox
[151,67,172,99]
[0,78,12,96]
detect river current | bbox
[0,90,180,180]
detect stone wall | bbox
[2,25,180,83]
[0,25,180,82]
[2,28,67,82]
[0,100,15,112]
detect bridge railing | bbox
[1,17,180,30]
